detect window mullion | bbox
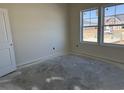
[104,24,124,26]
[80,11,83,43]
[98,6,104,45]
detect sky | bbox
[83,4,124,19]
[83,4,124,26]
[105,4,124,16]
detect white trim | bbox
[80,41,98,45]
[69,50,124,69]
[101,43,124,48]
[17,52,68,69]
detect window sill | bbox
[80,41,124,48]
[101,43,124,48]
[80,41,99,45]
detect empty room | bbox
[0,2,124,90]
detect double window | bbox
[80,4,124,46]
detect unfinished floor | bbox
[0,54,124,90]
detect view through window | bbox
[81,4,124,46]
[82,9,98,42]
[104,4,124,45]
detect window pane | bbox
[104,26,124,45]
[105,6,115,17]
[115,4,124,24]
[83,27,98,42]
[83,11,90,19]
[116,4,124,15]
[82,9,98,43]
[83,9,98,26]
[83,18,90,26]
[91,9,98,18]
[104,4,124,25]
[91,18,98,26]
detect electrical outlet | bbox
[53,47,55,50]
[76,44,79,47]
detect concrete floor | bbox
[0,54,124,90]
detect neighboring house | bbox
[104,14,124,43]
[84,14,124,32]
[104,14,124,33]
[83,14,124,43]
[105,16,121,25]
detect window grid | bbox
[80,4,124,46]
[103,4,124,45]
[81,8,98,43]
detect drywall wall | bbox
[69,3,124,63]
[0,4,69,66]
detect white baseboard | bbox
[17,52,68,69]
[70,50,124,69]
[16,50,124,70]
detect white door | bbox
[0,9,16,77]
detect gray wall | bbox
[69,3,124,63]
[0,4,69,66]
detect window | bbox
[80,4,124,46]
[81,9,98,42]
[103,4,124,45]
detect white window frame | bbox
[80,8,99,45]
[102,4,124,47]
[80,3,124,47]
